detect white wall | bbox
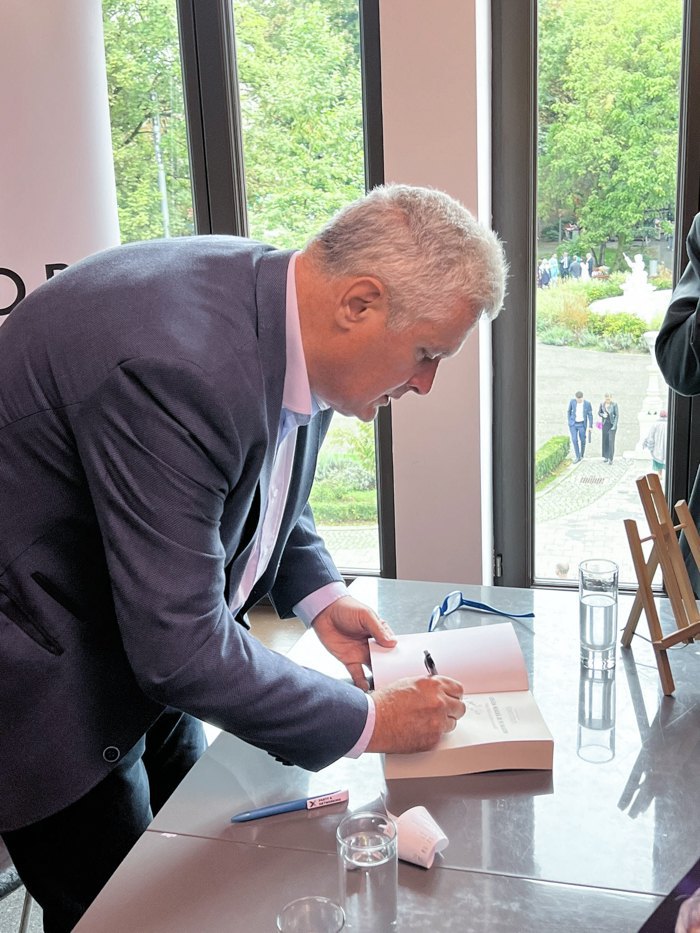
[379,0,491,583]
[0,0,119,319]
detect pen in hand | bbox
[423,650,438,676]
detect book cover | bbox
[369,623,554,779]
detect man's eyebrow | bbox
[425,344,461,360]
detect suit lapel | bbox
[223,248,295,607]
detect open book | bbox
[369,623,554,779]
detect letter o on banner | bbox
[0,269,26,316]
[0,0,120,326]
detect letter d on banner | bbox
[0,0,120,322]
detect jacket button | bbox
[103,746,121,763]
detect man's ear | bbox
[336,276,386,328]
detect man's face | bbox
[321,301,479,422]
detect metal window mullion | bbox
[360,0,396,579]
[176,0,248,237]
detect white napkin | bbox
[388,805,448,869]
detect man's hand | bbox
[367,676,466,754]
[311,595,396,691]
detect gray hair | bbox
[304,184,507,330]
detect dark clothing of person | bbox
[655,213,700,597]
[599,401,619,463]
[570,258,582,279]
[2,710,206,933]
[0,237,370,929]
[567,397,593,461]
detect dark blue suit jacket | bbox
[567,398,593,428]
[0,237,368,831]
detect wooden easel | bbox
[622,473,700,695]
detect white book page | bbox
[369,623,529,695]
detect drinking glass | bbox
[579,559,618,669]
[276,896,345,932]
[336,811,397,932]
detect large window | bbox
[533,0,682,587]
[492,0,700,588]
[102,0,384,575]
[102,0,194,241]
[230,0,381,573]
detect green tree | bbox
[233,0,365,247]
[103,0,364,248]
[103,0,193,242]
[538,0,682,267]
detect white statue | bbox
[623,252,648,288]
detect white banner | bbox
[0,0,120,321]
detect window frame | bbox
[491,0,700,589]
[175,0,396,577]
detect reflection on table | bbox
[76,578,700,932]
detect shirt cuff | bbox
[293,581,348,627]
[344,692,375,758]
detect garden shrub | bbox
[650,267,673,288]
[536,276,654,352]
[583,276,624,302]
[535,435,570,483]
[309,484,377,524]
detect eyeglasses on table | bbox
[428,590,535,632]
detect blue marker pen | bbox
[231,789,349,823]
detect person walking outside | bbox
[644,410,668,479]
[567,390,593,463]
[598,393,619,464]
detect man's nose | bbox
[408,359,440,395]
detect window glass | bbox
[535,0,682,586]
[102,0,194,242]
[232,0,380,572]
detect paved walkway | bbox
[322,341,668,585]
[321,449,656,584]
[533,452,653,583]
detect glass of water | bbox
[579,559,619,669]
[276,896,345,932]
[336,810,397,932]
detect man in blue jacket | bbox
[567,390,594,462]
[0,184,506,930]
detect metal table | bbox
[76,578,700,931]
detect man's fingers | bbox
[368,617,397,648]
[433,675,464,698]
[345,662,370,691]
[446,698,467,725]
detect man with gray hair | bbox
[0,183,505,930]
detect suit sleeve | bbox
[655,214,700,397]
[71,357,368,770]
[269,502,344,620]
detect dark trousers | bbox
[602,425,617,462]
[569,421,587,460]
[1,709,206,933]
